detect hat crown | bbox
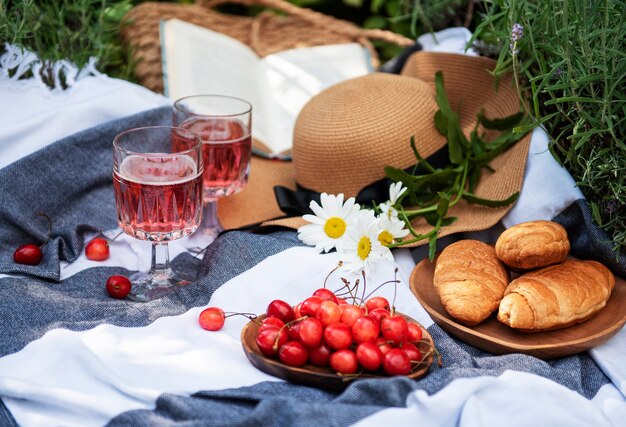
[293,72,444,197]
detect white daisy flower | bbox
[379,182,408,220]
[379,200,398,220]
[376,214,410,246]
[298,193,360,253]
[341,214,393,275]
[389,182,407,204]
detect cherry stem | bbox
[333,278,358,298]
[351,278,360,305]
[391,267,399,313]
[323,261,343,289]
[224,312,258,321]
[106,230,124,246]
[362,279,401,302]
[273,316,309,352]
[360,270,367,307]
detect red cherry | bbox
[286,321,302,341]
[369,308,391,325]
[278,341,308,367]
[298,317,323,348]
[13,244,43,265]
[330,349,359,374]
[105,275,131,299]
[260,316,285,332]
[376,337,393,356]
[308,343,332,367]
[381,315,409,345]
[383,348,412,376]
[400,342,422,363]
[351,316,380,344]
[316,301,341,326]
[294,302,303,318]
[323,323,353,350]
[256,327,288,357]
[266,300,295,323]
[300,296,323,317]
[407,323,423,343]
[198,307,226,331]
[340,305,364,327]
[85,237,110,261]
[356,342,383,371]
[365,296,390,313]
[312,288,339,304]
[336,297,348,305]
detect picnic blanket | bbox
[0,29,625,427]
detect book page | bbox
[262,44,373,154]
[162,19,372,153]
[161,19,275,147]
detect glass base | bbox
[128,268,194,302]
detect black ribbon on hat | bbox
[274,145,450,217]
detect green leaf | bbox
[428,234,438,261]
[440,216,458,227]
[590,202,603,226]
[477,111,525,130]
[436,192,451,217]
[424,213,439,226]
[461,191,520,207]
[410,136,436,173]
[434,110,448,135]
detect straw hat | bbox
[217,51,531,245]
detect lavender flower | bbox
[606,200,617,216]
[510,23,524,55]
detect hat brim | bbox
[217,52,532,247]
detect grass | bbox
[0,0,136,83]
[472,0,626,255]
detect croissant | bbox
[495,220,570,270]
[498,260,615,332]
[434,240,509,326]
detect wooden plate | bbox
[409,257,626,359]
[241,313,435,391]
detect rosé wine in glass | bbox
[113,154,203,241]
[173,95,252,237]
[181,117,252,201]
[112,126,204,302]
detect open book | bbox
[161,19,373,154]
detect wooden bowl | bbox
[409,257,626,359]
[241,313,435,391]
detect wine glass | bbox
[173,95,252,237]
[113,126,204,302]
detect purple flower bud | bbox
[606,201,617,215]
[511,23,524,43]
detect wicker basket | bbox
[122,0,414,94]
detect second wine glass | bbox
[173,95,252,238]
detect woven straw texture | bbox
[121,0,413,94]
[218,52,532,247]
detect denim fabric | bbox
[554,199,626,277]
[0,106,171,281]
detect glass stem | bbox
[202,200,221,230]
[150,242,171,274]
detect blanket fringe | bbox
[0,43,102,91]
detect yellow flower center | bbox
[357,236,372,260]
[324,217,347,239]
[378,230,394,247]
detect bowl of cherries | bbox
[238,289,436,390]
